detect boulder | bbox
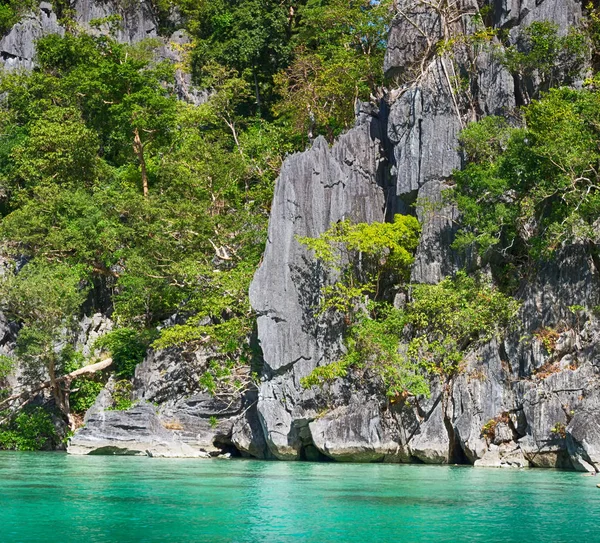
[309,400,410,463]
[68,402,206,457]
[474,443,529,468]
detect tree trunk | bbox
[133,127,149,198]
[253,68,262,116]
[0,358,114,428]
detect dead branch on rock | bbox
[0,358,113,421]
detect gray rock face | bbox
[134,347,210,406]
[158,30,210,106]
[73,0,157,44]
[383,0,444,80]
[309,399,410,463]
[76,313,113,359]
[70,345,269,458]
[0,1,158,70]
[231,400,269,459]
[387,60,464,199]
[497,0,582,32]
[68,402,207,457]
[245,0,600,469]
[474,443,529,468]
[452,341,514,464]
[567,389,600,472]
[250,107,390,459]
[0,3,63,70]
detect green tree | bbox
[453,84,600,261]
[274,0,392,140]
[0,261,89,422]
[188,0,299,114]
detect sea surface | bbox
[0,452,599,543]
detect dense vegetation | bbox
[299,220,519,398]
[0,0,392,440]
[452,80,600,268]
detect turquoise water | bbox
[1,453,599,543]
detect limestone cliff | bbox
[247,0,600,471]
[5,0,599,470]
[0,1,157,70]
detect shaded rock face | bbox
[68,348,269,458]
[70,346,269,458]
[249,106,390,459]
[0,1,157,70]
[247,0,600,469]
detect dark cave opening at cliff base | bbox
[444,419,471,466]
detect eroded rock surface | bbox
[68,0,600,467]
[0,1,157,70]
[250,106,391,459]
[68,402,207,458]
[247,0,600,469]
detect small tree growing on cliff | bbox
[0,261,89,426]
[299,216,519,400]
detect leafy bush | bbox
[0,354,14,381]
[299,216,519,398]
[95,328,152,379]
[70,379,104,414]
[298,214,421,317]
[453,84,600,261]
[0,408,58,451]
[110,380,134,411]
[406,273,521,377]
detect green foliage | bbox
[301,360,351,389]
[0,354,13,381]
[0,5,393,415]
[110,380,134,411]
[302,273,519,398]
[209,415,218,428]
[189,0,298,111]
[0,261,89,388]
[0,0,38,34]
[0,32,277,349]
[298,215,421,316]
[185,0,391,139]
[500,21,587,100]
[405,272,521,377]
[95,328,152,379]
[300,216,519,398]
[70,379,104,414]
[453,84,600,260]
[274,0,392,140]
[0,407,58,451]
[199,371,217,395]
[197,357,251,397]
